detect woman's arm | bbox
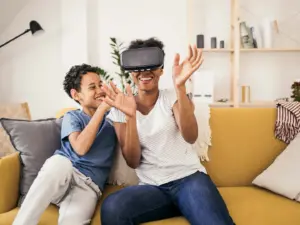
[173,87,198,144]
[113,116,141,168]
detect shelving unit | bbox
[241,48,300,52]
[187,0,300,107]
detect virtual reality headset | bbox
[120,47,164,72]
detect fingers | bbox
[191,56,204,73]
[182,52,204,81]
[173,53,180,67]
[125,83,133,97]
[101,84,116,101]
[100,96,115,107]
[186,44,192,61]
[192,48,203,67]
[110,81,121,95]
[190,44,198,63]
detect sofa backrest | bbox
[203,107,287,187]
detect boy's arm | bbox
[68,105,109,156]
[113,115,141,169]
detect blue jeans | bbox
[101,171,235,225]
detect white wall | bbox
[239,0,300,101]
[190,0,300,101]
[1,0,299,119]
[97,0,188,90]
[0,0,87,119]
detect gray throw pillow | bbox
[0,118,63,206]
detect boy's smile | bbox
[71,72,106,113]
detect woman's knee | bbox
[101,192,128,224]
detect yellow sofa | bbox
[1,107,300,225]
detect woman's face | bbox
[131,68,163,93]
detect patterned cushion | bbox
[0,103,30,158]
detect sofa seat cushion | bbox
[142,186,300,225]
[0,204,58,225]
[2,186,299,225]
[219,186,300,225]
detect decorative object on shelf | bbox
[291,80,300,102]
[261,18,276,48]
[211,37,217,48]
[261,18,272,48]
[275,97,289,102]
[216,98,229,103]
[0,20,44,49]
[220,40,225,48]
[241,85,251,103]
[240,21,254,48]
[196,34,204,48]
[250,27,258,48]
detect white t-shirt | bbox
[107,89,206,186]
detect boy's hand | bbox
[101,82,136,118]
[98,101,111,112]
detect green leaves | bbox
[93,37,136,94]
[291,81,300,102]
[109,37,136,93]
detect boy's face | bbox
[71,72,105,109]
[131,68,163,92]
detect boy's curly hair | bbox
[63,64,98,100]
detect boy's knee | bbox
[40,155,73,180]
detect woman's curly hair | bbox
[63,64,98,99]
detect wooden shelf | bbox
[210,102,233,107]
[239,101,276,107]
[210,101,276,107]
[202,49,233,52]
[187,0,299,108]
[240,48,300,52]
[202,48,300,53]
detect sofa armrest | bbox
[0,152,20,213]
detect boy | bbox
[13,64,117,225]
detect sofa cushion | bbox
[252,132,300,202]
[0,204,58,225]
[1,185,299,225]
[203,108,287,187]
[142,186,300,225]
[219,186,300,225]
[107,144,139,186]
[0,118,62,206]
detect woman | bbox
[100,37,235,225]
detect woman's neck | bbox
[135,89,159,115]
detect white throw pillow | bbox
[252,132,300,201]
[107,144,139,186]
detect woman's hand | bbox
[172,45,204,90]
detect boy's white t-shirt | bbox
[106,89,206,186]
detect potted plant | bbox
[109,37,136,93]
[93,37,136,94]
[291,80,300,102]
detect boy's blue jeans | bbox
[101,171,235,225]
